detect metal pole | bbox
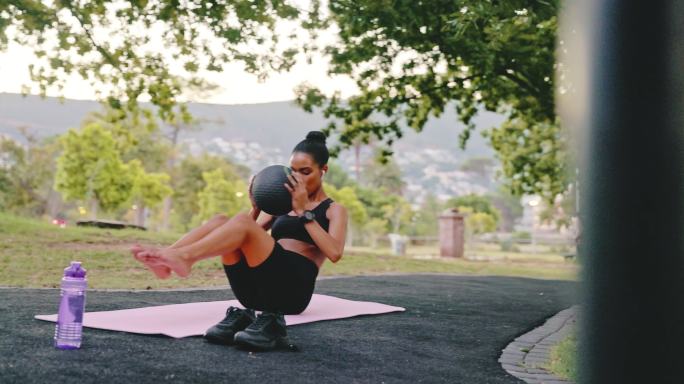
[578,1,684,383]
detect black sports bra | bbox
[270,198,334,245]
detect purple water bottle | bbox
[55,261,87,349]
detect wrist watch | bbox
[299,210,316,224]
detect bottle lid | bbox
[63,261,87,278]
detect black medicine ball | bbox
[251,165,293,216]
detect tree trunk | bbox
[161,196,172,231]
[136,201,146,227]
[89,198,98,220]
[45,188,63,218]
[161,123,181,231]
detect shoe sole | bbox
[204,333,236,346]
[233,334,284,351]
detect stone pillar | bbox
[439,209,465,258]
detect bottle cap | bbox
[63,261,87,278]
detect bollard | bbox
[438,209,465,258]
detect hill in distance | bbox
[0,92,501,159]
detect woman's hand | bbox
[284,173,310,215]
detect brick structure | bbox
[439,208,465,258]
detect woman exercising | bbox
[131,131,348,350]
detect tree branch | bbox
[63,4,120,70]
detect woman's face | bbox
[289,152,327,193]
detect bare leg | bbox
[130,214,231,278]
[167,214,244,266]
[137,213,274,277]
[168,214,231,249]
[221,249,243,266]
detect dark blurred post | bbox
[567,1,684,382]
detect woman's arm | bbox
[283,172,347,262]
[249,207,274,231]
[301,203,348,263]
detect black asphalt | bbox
[0,275,577,383]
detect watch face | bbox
[304,211,315,221]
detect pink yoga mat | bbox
[35,294,405,338]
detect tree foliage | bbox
[446,194,500,219]
[360,150,405,195]
[172,154,247,230]
[296,0,568,201]
[0,133,59,215]
[193,169,249,226]
[127,159,172,208]
[488,185,524,231]
[55,123,134,215]
[323,160,355,189]
[324,183,367,226]
[83,106,169,169]
[458,206,498,235]
[3,0,570,203]
[446,193,501,233]
[409,193,444,237]
[1,0,324,121]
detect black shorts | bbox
[223,242,319,315]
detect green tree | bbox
[446,194,501,225]
[324,161,356,189]
[173,154,248,230]
[488,186,524,231]
[4,1,569,202]
[1,1,324,122]
[361,151,406,195]
[296,0,568,202]
[55,123,133,218]
[84,107,170,171]
[409,193,444,237]
[325,184,367,225]
[363,218,390,248]
[192,169,249,227]
[325,183,367,246]
[381,194,414,235]
[0,134,58,215]
[355,186,394,223]
[127,159,172,227]
[458,206,498,235]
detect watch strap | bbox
[299,210,315,223]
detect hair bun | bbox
[305,131,327,143]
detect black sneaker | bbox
[233,311,289,351]
[204,306,255,345]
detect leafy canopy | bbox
[193,169,249,226]
[296,0,568,201]
[3,0,569,201]
[1,0,324,121]
[55,122,133,212]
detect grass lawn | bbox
[0,213,577,290]
[546,330,578,382]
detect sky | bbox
[0,20,359,106]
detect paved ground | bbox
[0,275,577,383]
[500,306,578,383]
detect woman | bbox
[131,131,348,350]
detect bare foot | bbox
[137,247,192,278]
[131,244,172,279]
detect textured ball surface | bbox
[251,165,293,216]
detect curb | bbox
[499,305,578,384]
